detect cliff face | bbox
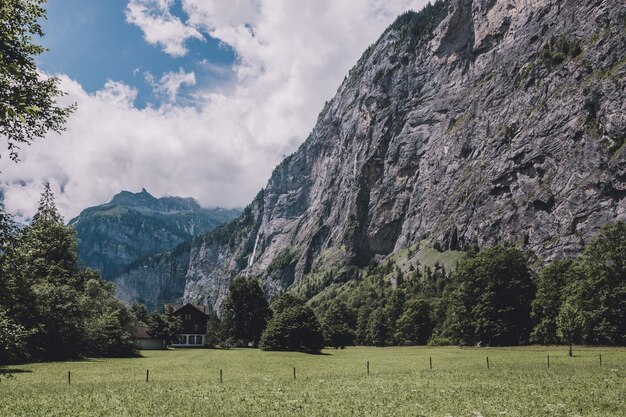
[114,241,192,311]
[70,189,240,280]
[118,0,626,311]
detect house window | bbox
[188,336,195,345]
[194,324,199,331]
[196,335,203,345]
[180,335,187,344]
[184,313,192,320]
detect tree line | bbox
[205,221,625,354]
[0,186,139,365]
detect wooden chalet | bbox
[167,303,210,347]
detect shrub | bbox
[267,248,300,274]
[540,36,582,66]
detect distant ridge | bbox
[69,189,241,280]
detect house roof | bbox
[132,327,162,340]
[168,303,210,315]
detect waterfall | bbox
[248,231,261,268]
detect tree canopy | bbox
[0,0,73,162]
[222,276,271,347]
[0,185,138,364]
[147,307,182,348]
[260,294,324,353]
[437,245,536,346]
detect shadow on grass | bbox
[0,368,33,374]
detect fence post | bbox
[599,354,602,366]
[146,369,149,383]
[68,370,71,385]
[547,355,550,368]
[366,361,370,376]
[293,367,296,380]
[429,357,432,370]
[220,369,223,383]
[486,356,490,369]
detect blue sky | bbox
[38,0,236,107]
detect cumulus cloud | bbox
[126,0,204,57]
[95,80,139,108]
[146,68,197,101]
[0,0,430,221]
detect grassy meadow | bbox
[0,346,624,417]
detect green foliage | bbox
[388,2,446,48]
[0,307,32,365]
[81,274,138,357]
[531,259,573,344]
[0,0,74,162]
[394,298,433,345]
[0,203,18,252]
[346,1,445,87]
[0,186,138,361]
[372,69,386,85]
[260,300,323,353]
[269,293,305,316]
[321,300,356,349]
[539,36,582,67]
[205,311,226,349]
[309,253,448,347]
[197,189,264,249]
[560,221,626,345]
[441,245,535,346]
[497,125,515,142]
[267,247,300,274]
[130,302,149,325]
[222,276,271,347]
[556,299,585,357]
[147,311,182,347]
[71,194,239,279]
[365,308,388,346]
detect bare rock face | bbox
[114,242,191,311]
[118,0,626,312]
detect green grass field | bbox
[1,346,624,416]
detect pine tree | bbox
[1,185,138,360]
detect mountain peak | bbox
[106,189,205,213]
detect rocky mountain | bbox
[70,189,240,280]
[116,0,626,312]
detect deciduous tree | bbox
[0,0,73,162]
[222,276,270,347]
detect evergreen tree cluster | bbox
[0,185,138,365]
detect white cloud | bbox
[95,80,139,108]
[148,68,197,101]
[126,0,204,57]
[1,0,430,221]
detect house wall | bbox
[173,305,208,334]
[171,334,205,347]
